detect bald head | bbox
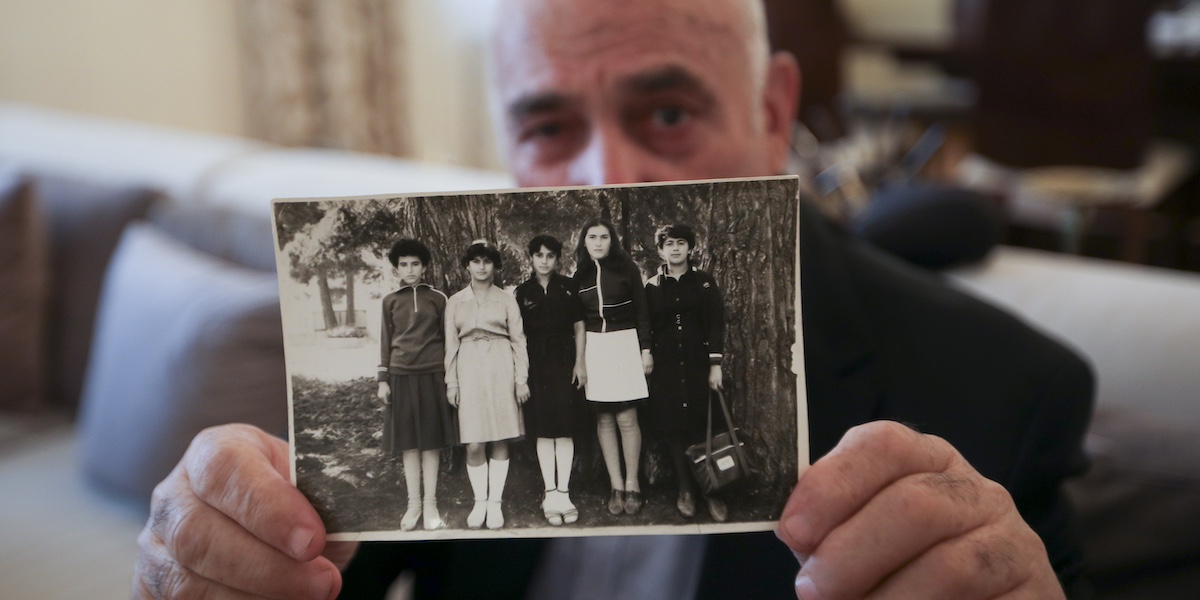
[492,0,769,94]
[488,0,799,187]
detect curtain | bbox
[236,0,411,156]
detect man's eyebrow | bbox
[619,66,715,101]
[507,93,576,121]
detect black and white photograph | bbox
[272,176,806,541]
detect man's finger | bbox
[779,421,959,554]
[794,469,1012,599]
[133,532,263,600]
[863,513,1057,600]
[149,487,340,599]
[182,425,328,562]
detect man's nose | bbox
[568,125,645,186]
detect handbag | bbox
[684,389,758,494]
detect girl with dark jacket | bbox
[644,224,729,522]
[572,219,652,516]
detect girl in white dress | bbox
[445,240,530,529]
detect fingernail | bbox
[311,566,334,600]
[782,514,812,548]
[289,527,315,559]
[794,574,817,600]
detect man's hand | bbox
[777,421,1063,599]
[133,424,357,599]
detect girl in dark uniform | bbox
[514,235,587,525]
[644,224,729,522]
[376,239,456,531]
[573,219,653,516]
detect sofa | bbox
[1,102,1198,599]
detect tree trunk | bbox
[316,267,339,330]
[342,265,357,326]
[703,179,799,488]
[399,194,502,292]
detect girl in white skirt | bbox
[445,240,529,529]
[571,219,653,516]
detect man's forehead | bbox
[492,0,753,93]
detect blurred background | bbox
[5,2,1200,599]
[5,0,1200,270]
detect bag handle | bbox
[703,388,751,480]
[712,389,750,470]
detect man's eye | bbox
[652,106,690,128]
[518,119,567,142]
[534,122,562,137]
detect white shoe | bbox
[400,502,421,531]
[558,490,578,524]
[486,500,504,529]
[423,500,446,531]
[543,491,563,526]
[467,501,487,529]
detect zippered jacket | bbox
[574,257,651,350]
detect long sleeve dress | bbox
[444,284,529,443]
[645,265,726,440]
[514,273,585,438]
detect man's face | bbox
[492,0,797,187]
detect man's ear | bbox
[763,51,801,174]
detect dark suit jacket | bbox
[339,202,1095,599]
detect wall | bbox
[0,0,245,136]
[0,0,946,170]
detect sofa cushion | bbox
[146,200,277,272]
[36,175,161,412]
[76,223,287,501]
[1066,406,1200,599]
[0,102,267,203]
[0,165,49,412]
[197,147,513,216]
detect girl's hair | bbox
[388,239,431,267]
[655,223,697,249]
[574,219,636,277]
[527,234,563,257]
[460,239,503,270]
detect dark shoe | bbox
[608,489,625,515]
[706,496,728,522]
[624,491,642,515]
[677,491,696,518]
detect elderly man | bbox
[132,0,1093,598]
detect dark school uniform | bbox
[645,265,726,440]
[378,283,458,452]
[514,273,585,438]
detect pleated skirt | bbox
[382,372,458,453]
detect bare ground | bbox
[293,376,788,534]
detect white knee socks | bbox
[487,458,509,529]
[466,461,488,529]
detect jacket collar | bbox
[657,263,694,281]
[397,282,434,293]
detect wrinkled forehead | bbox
[492,0,755,101]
